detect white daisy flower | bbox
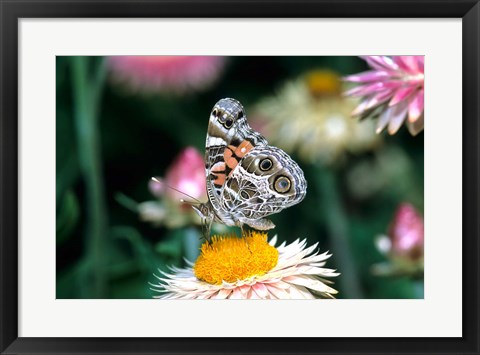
[150,232,339,299]
[252,70,381,165]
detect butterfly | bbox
[192,98,307,241]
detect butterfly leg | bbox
[239,223,253,253]
[201,216,214,244]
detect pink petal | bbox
[393,56,414,73]
[361,56,399,71]
[394,56,423,74]
[351,90,392,117]
[376,108,393,133]
[343,70,390,83]
[252,283,269,298]
[387,102,409,135]
[365,90,394,110]
[238,284,251,296]
[417,56,424,72]
[247,288,260,299]
[344,81,397,97]
[389,86,416,107]
[407,114,424,136]
[408,89,424,122]
[229,287,243,299]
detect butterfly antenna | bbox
[150,177,202,205]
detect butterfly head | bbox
[191,201,214,222]
[210,98,246,130]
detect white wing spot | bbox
[207,137,227,147]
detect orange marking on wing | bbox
[226,157,238,170]
[213,173,226,186]
[224,147,234,161]
[234,140,254,158]
[224,146,238,170]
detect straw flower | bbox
[151,232,339,299]
[253,70,380,165]
[344,56,424,136]
[373,203,424,277]
[138,147,207,228]
[108,56,226,94]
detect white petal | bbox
[266,284,291,299]
[213,288,232,299]
[252,282,269,298]
[229,287,244,299]
[239,284,251,296]
[269,235,278,246]
[283,275,338,295]
[247,288,261,299]
[287,285,315,299]
[268,280,291,289]
[292,266,339,276]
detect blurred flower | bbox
[253,70,380,165]
[138,147,207,228]
[346,146,417,201]
[151,232,339,299]
[344,56,424,136]
[372,203,424,277]
[108,56,226,94]
[157,146,207,203]
[387,203,424,259]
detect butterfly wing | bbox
[221,145,307,230]
[205,97,307,231]
[205,98,267,224]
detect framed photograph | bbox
[1,0,478,354]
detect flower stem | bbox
[316,166,364,299]
[71,57,108,298]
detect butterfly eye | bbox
[274,176,291,193]
[224,118,234,128]
[259,158,273,171]
[237,111,244,120]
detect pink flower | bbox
[139,147,207,228]
[344,56,424,136]
[150,147,207,203]
[388,203,424,260]
[376,203,424,261]
[108,56,226,94]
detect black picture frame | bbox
[1,1,478,354]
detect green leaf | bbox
[56,189,80,244]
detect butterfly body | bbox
[193,98,307,239]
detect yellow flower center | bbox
[193,231,279,285]
[305,70,342,97]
